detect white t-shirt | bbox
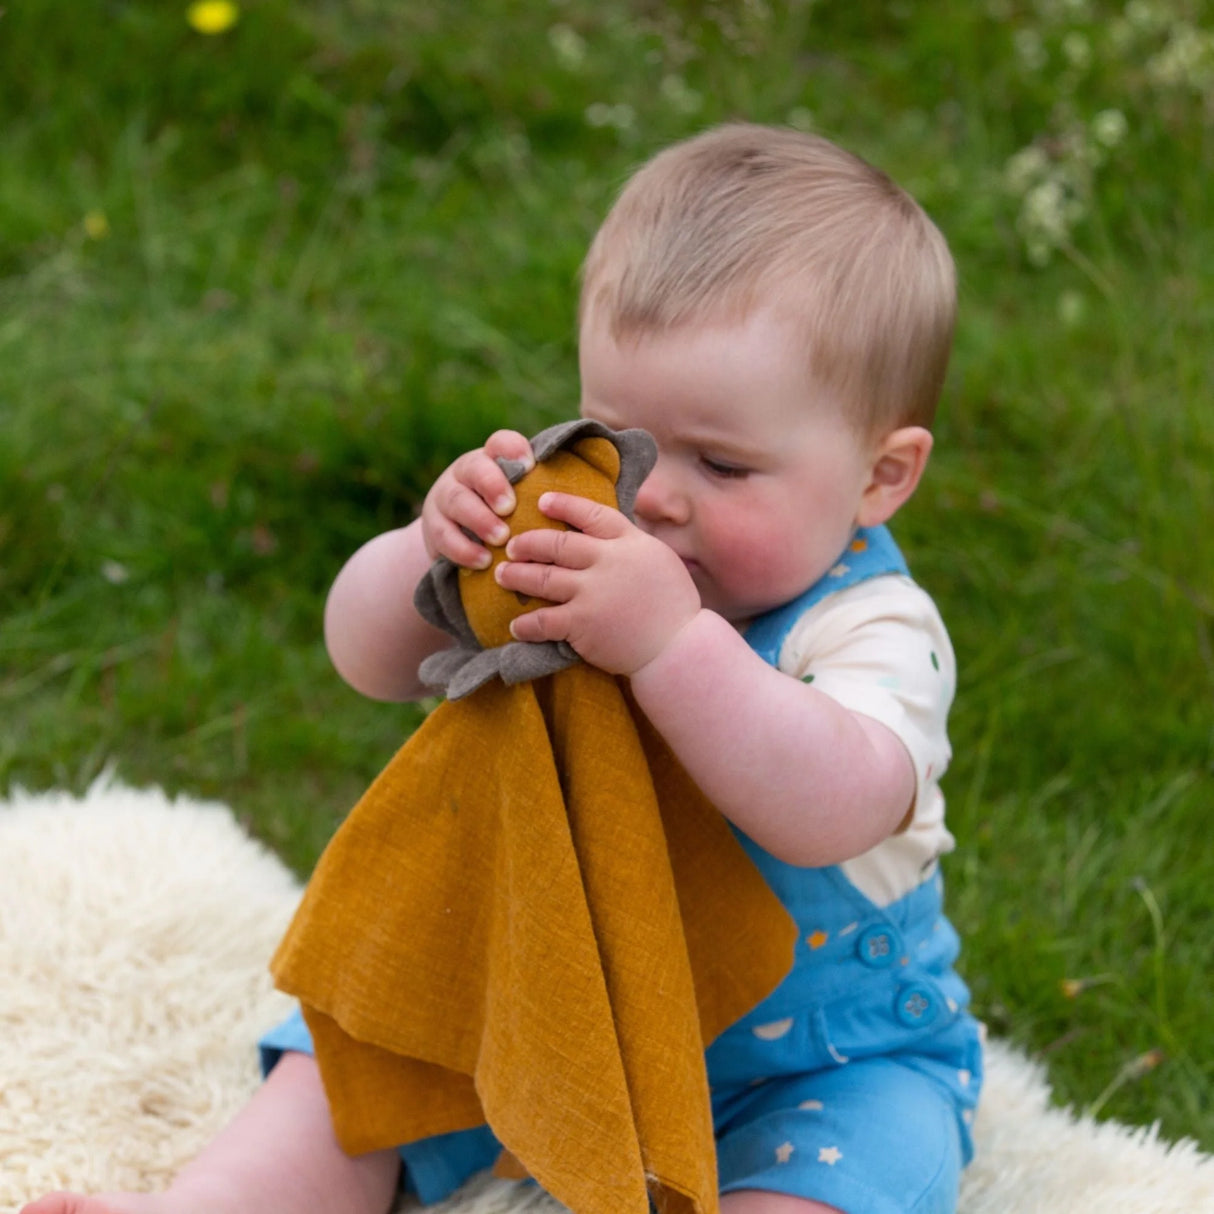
[775,574,957,908]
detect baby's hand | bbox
[496,492,701,676]
[420,430,534,568]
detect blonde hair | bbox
[579,123,956,435]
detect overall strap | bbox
[743,525,909,667]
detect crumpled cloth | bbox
[271,420,797,1214]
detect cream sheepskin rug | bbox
[2,780,1211,1213]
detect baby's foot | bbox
[21,1185,235,1214]
[21,1196,168,1214]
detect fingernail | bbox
[494,561,510,583]
[489,522,510,546]
[504,538,517,558]
[473,550,492,570]
[493,493,515,516]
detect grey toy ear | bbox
[496,457,530,483]
[413,556,479,648]
[514,418,656,521]
[608,428,658,520]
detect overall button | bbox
[895,983,940,1028]
[856,923,902,968]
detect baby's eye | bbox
[701,456,750,479]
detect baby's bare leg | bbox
[21,1052,401,1214]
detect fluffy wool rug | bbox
[2,780,1211,1213]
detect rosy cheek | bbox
[698,505,769,582]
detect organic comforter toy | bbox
[271,419,798,1214]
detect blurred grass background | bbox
[2,0,1211,1155]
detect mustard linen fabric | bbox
[271,428,797,1214]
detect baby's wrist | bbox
[628,608,722,687]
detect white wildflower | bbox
[1058,289,1086,327]
[1126,0,1162,32]
[1018,172,1087,265]
[660,74,702,115]
[1023,178,1072,245]
[1066,126,1102,171]
[1026,238,1052,267]
[1014,28,1048,73]
[1062,31,1092,71]
[1004,144,1049,195]
[548,23,587,70]
[1091,108,1128,149]
[1146,26,1214,91]
[584,102,636,132]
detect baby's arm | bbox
[323,520,449,702]
[499,492,914,866]
[629,610,916,867]
[324,429,534,702]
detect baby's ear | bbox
[571,436,621,485]
[856,426,933,527]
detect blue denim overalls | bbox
[705,525,983,1212]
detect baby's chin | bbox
[696,573,821,626]
[690,578,760,626]
[683,557,804,623]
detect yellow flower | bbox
[1127,1048,1165,1078]
[83,211,110,240]
[187,1,239,35]
[1059,973,1116,999]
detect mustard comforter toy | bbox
[271,419,798,1214]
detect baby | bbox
[27,123,982,1214]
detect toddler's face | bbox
[579,308,878,623]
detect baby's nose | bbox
[633,463,690,525]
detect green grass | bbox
[3,0,1211,1156]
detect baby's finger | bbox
[443,482,512,546]
[495,559,577,603]
[457,451,520,519]
[509,604,570,645]
[426,511,496,569]
[537,492,629,539]
[504,527,597,570]
[483,428,535,471]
